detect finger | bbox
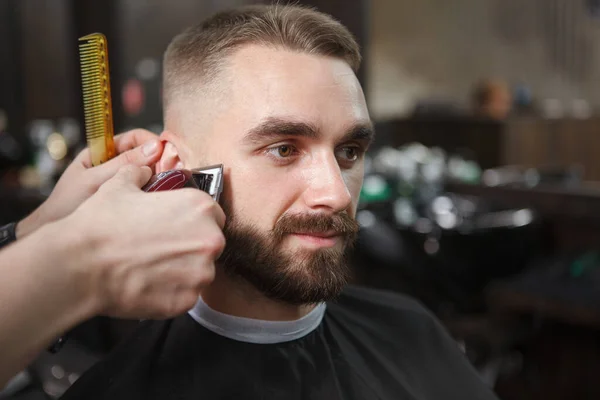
[77,129,159,169]
[88,140,164,186]
[211,203,227,230]
[109,165,153,189]
[182,189,227,229]
[73,146,93,169]
[142,287,199,319]
[114,129,159,153]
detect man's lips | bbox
[291,231,339,238]
[288,231,342,247]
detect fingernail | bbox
[142,140,159,157]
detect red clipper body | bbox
[142,164,224,202]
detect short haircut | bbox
[162,4,361,110]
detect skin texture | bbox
[158,45,372,321]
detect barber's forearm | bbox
[0,220,99,387]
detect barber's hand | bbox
[17,129,164,239]
[61,165,226,319]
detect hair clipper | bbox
[142,164,224,202]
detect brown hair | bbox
[162,4,361,110]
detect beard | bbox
[217,203,359,305]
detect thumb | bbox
[110,165,153,190]
[89,139,163,185]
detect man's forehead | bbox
[178,44,369,149]
[227,44,361,91]
[226,46,367,116]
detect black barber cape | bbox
[59,286,499,400]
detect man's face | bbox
[174,45,372,304]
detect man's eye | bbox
[336,146,360,162]
[266,144,297,159]
[277,145,293,157]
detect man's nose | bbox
[302,155,352,213]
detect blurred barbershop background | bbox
[2,0,600,399]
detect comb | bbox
[79,33,116,166]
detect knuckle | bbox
[122,148,141,164]
[204,232,226,254]
[216,234,227,251]
[119,164,137,174]
[175,189,202,207]
[120,275,145,308]
[180,291,200,310]
[112,165,139,186]
[185,189,212,207]
[157,296,192,319]
[193,262,215,285]
[164,292,196,318]
[183,193,222,221]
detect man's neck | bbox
[200,269,316,321]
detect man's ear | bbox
[156,130,185,173]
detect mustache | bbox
[272,212,359,240]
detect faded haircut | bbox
[162,3,361,111]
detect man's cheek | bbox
[344,172,363,198]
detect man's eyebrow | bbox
[340,121,376,147]
[243,116,376,147]
[243,117,319,145]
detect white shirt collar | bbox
[187,297,326,344]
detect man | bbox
[60,4,499,399]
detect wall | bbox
[368,0,600,119]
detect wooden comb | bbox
[79,33,116,166]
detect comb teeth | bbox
[79,33,115,166]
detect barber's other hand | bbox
[60,165,226,320]
[17,129,164,239]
